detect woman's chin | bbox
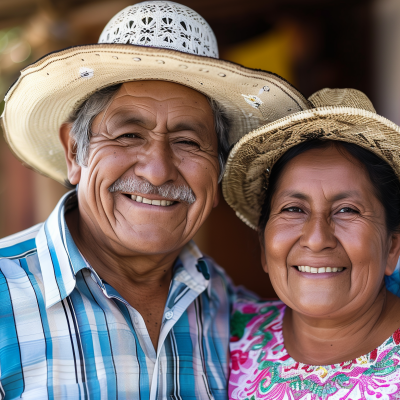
[293,301,344,318]
[280,290,349,318]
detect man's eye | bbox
[176,140,199,147]
[282,207,303,213]
[119,133,137,139]
[338,207,358,214]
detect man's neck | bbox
[65,207,182,349]
[282,287,400,365]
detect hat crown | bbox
[99,1,219,58]
[308,88,376,113]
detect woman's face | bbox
[262,145,400,318]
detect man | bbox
[0,2,308,399]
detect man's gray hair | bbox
[66,84,231,181]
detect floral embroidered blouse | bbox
[229,300,400,400]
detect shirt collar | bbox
[36,190,210,308]
[173,241,211,296]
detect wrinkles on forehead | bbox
[92,82,215,141]
[271,148,380,216]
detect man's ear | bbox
[385,232,400,276]
[59,123,81,185]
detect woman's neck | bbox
[282,288,400,365]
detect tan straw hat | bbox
[222,87,400,229]
[1,1,309,185]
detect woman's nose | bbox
[133,140,179,187]
[299,214,337,252]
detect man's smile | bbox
[121,192,178,207]
[131,195,175,207]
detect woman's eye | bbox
[119,133,137,139]
[338,207,359,214]
[282,207,303,213]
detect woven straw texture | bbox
[1,44,309,184]
[222,88,400,230]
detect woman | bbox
[223,88,400,399]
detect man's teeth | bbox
[297,266,343,273]
[131,195,173,206]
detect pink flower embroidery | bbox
[231,350,249,371]
[370,348,378,360]
[229,300,400,400]
[243,304,258,314]
[262,376,271,388]
[393,328,400,345]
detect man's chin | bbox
[112,226,189,255]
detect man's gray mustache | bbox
[108,177,196,204]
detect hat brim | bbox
[1,43,309,185]
[222,106,400,230]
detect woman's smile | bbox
[294,265,344,273]
[291,265,347,279]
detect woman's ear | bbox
[213,186,220,209]
[385,232,400,276]
[59,123,81,185]
[260,235,269,274]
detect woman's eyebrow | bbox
[278,190,309,200]
[330,191,363,202]
[278,190,362,201]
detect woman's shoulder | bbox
[233,297,284,313]
[231,298,285,343]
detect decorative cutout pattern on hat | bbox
[99,1,219,58]
[1,1,309,185]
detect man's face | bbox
[67,81,220,256]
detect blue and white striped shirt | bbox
[0,191,236,400]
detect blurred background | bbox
[0,0,398,297]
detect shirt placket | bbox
[87,260,211,400]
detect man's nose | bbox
[299,214,337,252]
[133,140,179,186]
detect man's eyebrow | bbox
[169,121,210,136]
[108,114,147,127]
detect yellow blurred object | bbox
[315,366,328,378]
[224,26,294,85]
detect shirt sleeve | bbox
[0,380,5,399]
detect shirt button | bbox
[165,310,174,320]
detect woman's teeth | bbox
[131,195,174,206]
[297,266,343,273]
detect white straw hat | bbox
[223,88,400,229]
[1,1,309,185]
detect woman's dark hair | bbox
[258,139,400,236]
